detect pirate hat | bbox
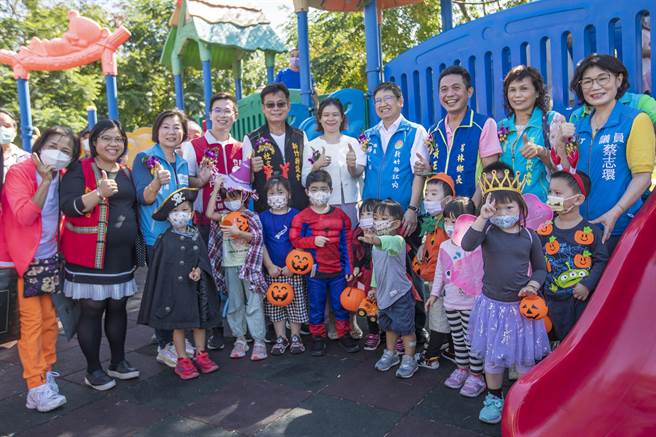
[152,187,199,221]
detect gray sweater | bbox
[461,224,546,303]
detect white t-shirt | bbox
[302,135,365,205]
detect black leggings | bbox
[77,297,128,373]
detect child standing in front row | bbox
[462,171,550,424]
[541,170,607,342]
[427,197,485,397]
[206,160,269,361]
[290,170,359,357]
[360,199,418,379]
[260,176,309,355]
[138,188,220,380]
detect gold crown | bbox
[479,169,526,194]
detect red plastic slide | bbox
[502,193,656,436]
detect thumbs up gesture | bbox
[519,133,544,159]
[413,152,430,175]
[346,143,357,169]
[154,164,171,185]
[97,169,119,198]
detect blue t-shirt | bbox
[260,208,299,267]
[274,68,315,90]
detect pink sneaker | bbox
[175,357,199,380]
[364,333,381,351]
[193,351,219,374]
[230,340,249,359]
[444,368,469,389]
[459,373,486,398]
[395,338,404,354]
[250,341,268,361]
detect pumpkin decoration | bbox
[266,282,294,307]
[222,211,249,232]
[285,249,314,275]
[412,257,422,275]
[357,298,378,322]
[543,316,553,333]
[545,236,560,255]
[537,221,553,236]
[574,226,594,245]
[340,287,366,312]
[574,250,592,269]
[519,295,548,320]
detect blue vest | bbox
[362,118,418,210]
[575,103,642,236]
[427,108,487,197]
[498,108,555,201]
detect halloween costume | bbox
[138,188,220,330]
[538,219,608,340]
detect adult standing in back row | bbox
[243,83,309,212]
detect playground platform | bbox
[0,269,506,437]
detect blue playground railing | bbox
[385,0,655,125]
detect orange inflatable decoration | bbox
[0,10,130,79]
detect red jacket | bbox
[1,159,54,276]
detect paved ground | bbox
[0,270,504,437]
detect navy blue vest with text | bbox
[427,108,487,197]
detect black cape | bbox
[137,227,220,330]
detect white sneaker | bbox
[184,338,195,356]
[26,383,67,412]
[46,371,61,394]
[156,343,178,368]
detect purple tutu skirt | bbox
[468,294,550,370]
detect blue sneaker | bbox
[479,393,504,424]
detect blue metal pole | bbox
[16,78,33,151]
[174,74,185,111]
[233,57,243,101]
[364,0,382,125]
[265,51,276,84]
[296,9,312,108]
[87,107,97,129]
[235,78,243,100]
[440,0,453,31]
[201,60,213,129]
[105,75,119,120]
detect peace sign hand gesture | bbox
[479,195,496,220]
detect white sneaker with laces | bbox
[184,338,195,356]
[46,371,61,394]
[25,383,67,412]
[156,343,178,368]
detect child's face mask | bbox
[547,194,578,213]
[169,211,192,228]
[267,194,288,209]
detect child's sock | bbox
[488,388,503,399]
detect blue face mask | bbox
[490,214,520,229]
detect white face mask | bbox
[374,219,393,235]
[423,200,443,216]
[168,211,192,228]
[0,126,16,145]
[40,149,71,170]
[267,194,288,210]
[359,216,374,230]
[224,199,242,211]
[309,191,331,206]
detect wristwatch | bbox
[408,205,418,213]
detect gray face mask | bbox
[490,214,520,229]
[0,126,16,145]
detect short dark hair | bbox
[373,82,402,99]
[503,65,550,114]
[359,198,378,214]
[264,175,291,197]
[0,108,16,127]
[439,65,472,89]
[260,83,290,103]
[151,109,188,143]
[443,196,475,219]
[551,170,591,197]
[482,161,513,175]
[373,198,404,222]
[89,119,128,160]
[210,92,238,112]
[31,126,80,169]
[425,178,454,197]
[305,169,332,190]
[570,54,629,104]
[484,190,528,224]
[316,97,347,132]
